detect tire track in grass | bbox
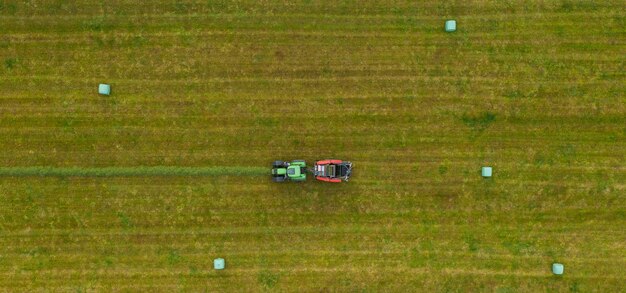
[0,166,267,177]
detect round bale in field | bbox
[214,258,225,270]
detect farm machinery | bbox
[271,159,352,183]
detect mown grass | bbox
[0,0,624,292]
[0,166,267,177]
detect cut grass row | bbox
[0,166,267,177]
[1,0,623,17]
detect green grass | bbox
[0,0,625,291]
[0,166,267,177]
[4,57,17,70]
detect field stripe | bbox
[0,166,267,177]
[2,75,621,84]
[1,10,622,19]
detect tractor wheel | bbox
[273,176,286,182]
[272,160,285,168]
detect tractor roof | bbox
[287,165,301,176]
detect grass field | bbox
[1,1,625,291]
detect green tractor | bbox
[271,160,306,182]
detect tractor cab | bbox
[271,160,306,182]
[287,165,302,177]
